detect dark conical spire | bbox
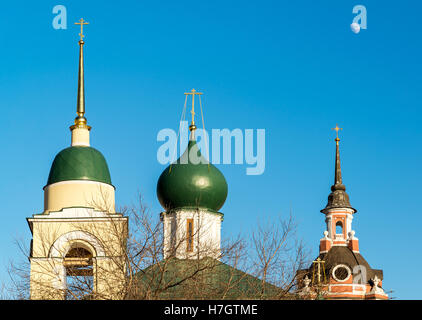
[321,126,356,213]
[334,137,342,185]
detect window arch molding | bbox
[332,264,352,282]
[49,231,105,258]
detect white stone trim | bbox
[43,180,114,190]
[324,208,355,215]
[328,283,366,288]
[72,141,90,147]
[327,283,367,296]
[326,291,365,297]
[31,207,124,219]
[332,264,352,282]
[49,230,105,258]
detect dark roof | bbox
[299,246,383,283]
[134,257,285,299]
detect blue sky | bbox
[0,1,421,299]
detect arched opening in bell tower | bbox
[63,244,94,300]
[335,221,344,237]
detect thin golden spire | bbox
[71,18,90,130]
[184,89,203,132]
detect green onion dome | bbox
[157,140,228,212]
[46,146,112,186]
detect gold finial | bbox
[75,18,89,41]
[184,88,203,131]
[332,124,342,142]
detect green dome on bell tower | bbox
[41,20,117,215]
[47,146,112,186]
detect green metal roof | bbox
[46,146,112,186]
[157,140,228,212]
[135,257,282,299]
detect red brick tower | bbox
[297,126,388,300]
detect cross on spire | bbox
[332,124,342,141]
[75,18,89,41]
[184,89,203,131]
[312,257,326,285]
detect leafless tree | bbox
[4,192,308,300]
[245,214,309,299]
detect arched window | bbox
[335,221,343,235]
[64,245,94,300]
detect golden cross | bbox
[332,124,343,139]
[75,18,89,41]
[312,257,326,285]
[184,89,203,127]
